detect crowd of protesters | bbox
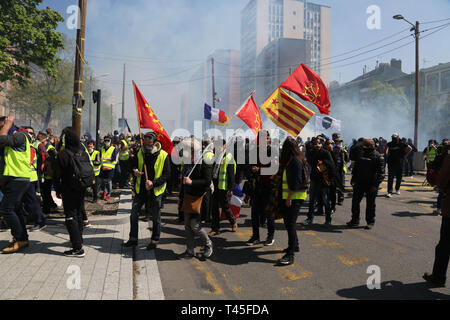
[0,115,448,286]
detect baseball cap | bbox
[392,133,399,138]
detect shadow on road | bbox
[392,211,437,218]
[336,280,450,300]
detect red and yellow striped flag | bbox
[260,88,315,137]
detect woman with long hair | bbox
[277,136,308,266]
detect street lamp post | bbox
[393,14,420,149]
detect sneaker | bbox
[231,222,238,232]
[433,209,442,216]
[29,224,46,232]
[277,254,294,266]
[83,220,92,228]
[337,201,344,206]
[386,193,392,198]
[282,247,300,253]
[423,273,446,287]
[102,191,107,199]
[105,196,111,201]
[2,241,29,254]
[301,219,312,226]
[201,245,213,258]
[64,248,85,258]
[323,221,332,227]
[364,223,374,230]
[246,237,260,246]
[264,238,275,246]
[178,250,195,259]
[146,240,159,250]
[394,190,401,195]
[122,240,138,247]
[346,220,360,228]
[208,230,220,236]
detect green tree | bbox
[0,0,64,89]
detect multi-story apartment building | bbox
[240,0,330,103]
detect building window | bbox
[293,25,296,30]
[427,73,439,94]
[293,11,296,15]
[441,70,450,91]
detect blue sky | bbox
[40,0,450,133]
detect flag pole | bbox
[132,81,149,184]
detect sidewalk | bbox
[0,190,164,300]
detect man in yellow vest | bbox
[123,131,170,250]
[87,140,101,203]
[424,139,438,170]
[0,116,32,254]
[37,132,59,215]
[119,138,130,188]
[100,136,118,201]
[209,139,237,236]
[21,127,47,231]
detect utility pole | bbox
[414,20,420,149]
[111,104,113,134]
[93,89,101,150]
[89,75,92,135]
[72,0,87,138]
[121,63,126,133]
[393,14,420,148]
[212,57,217,108]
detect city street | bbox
[0,174,448,300]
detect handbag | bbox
[265,174,283,220]
[182,192,205,214]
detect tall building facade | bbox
[240,0,330,103]
[187,49,240,133]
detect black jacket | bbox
[53,142,86,194]
[307,148,335,183]
[351,148,385,187]
[183,163,212,197]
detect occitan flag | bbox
[260,88,315,137]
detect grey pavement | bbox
[1,174,449,300]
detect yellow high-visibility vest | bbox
[135,149,168,196]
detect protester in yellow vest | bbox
[119,139,130,188]
[0,116,32,254]
[87,140,101,202]
[37,132,59,215]
[21,127,47,231]
[123,131,170,250]
[424,139,438,169]
[277,137,308,266]
[209,139,237,236]
[100,136,118,201]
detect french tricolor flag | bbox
[221,184,244,219]
[204,103,229,126]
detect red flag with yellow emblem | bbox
[280,63,330,115]
[133,81,173,154]
[235,95,262,138]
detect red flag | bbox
[133,81,174,154]
[235,95,262,137]
[280,63,330,115]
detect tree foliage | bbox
[0,0,64,88]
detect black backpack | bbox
[300,160,310,191]
[65,147,95,188]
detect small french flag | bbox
[221,184,244,219]
[204,103,229,126]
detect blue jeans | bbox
[307,180,331,222]
[129,191,162,241]
[100,170,114,196]
[0,178,30,241]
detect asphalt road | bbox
[153,174,450,300]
